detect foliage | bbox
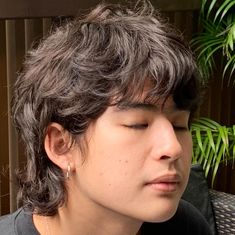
[191,117,235,187]
[192,0,235,86]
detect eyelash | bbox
[124,124,148,130]
[124,124,188,131]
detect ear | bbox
[44,123,76,171]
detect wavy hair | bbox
[12,1,201,215]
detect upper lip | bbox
[146,173,181,184]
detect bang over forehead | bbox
[110,34,200,112]
[78,3,201,112]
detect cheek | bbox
[178,133,193,175]
[77,148,141,206]
[89,123,144,166]
[80,120,146,192]
[181,132,192,158]
[182,134,193,173]
[81,144,145,199]
[91,147,141,181]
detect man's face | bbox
[72,96,192,223]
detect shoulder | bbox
[175,199,212,234]
[0,208,39,235]
[0,209,22,235]
[142,199,213,235]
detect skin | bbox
[34,96,192,235]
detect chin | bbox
[142,200,179,223]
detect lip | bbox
[145,173,181,193]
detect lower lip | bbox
[147,182,179,192]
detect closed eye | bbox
[123,124,148,130]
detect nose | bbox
[150,119,183,161]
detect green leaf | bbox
[211,145,225,187]
[226,29,234,51]
[205,44,224,64]
[227,57,235,86]
[194,117,221,129]
[206,129,216,152]
[219,1,235,22]
[233,23,235,39]
[223,54,235,84]
[233,144,235,167]
[196,129,204,154]
[207,0,218,19]
[193,38,224,55]
[191,117,235,187]
[202,137,210,169]
[192,143,202,164]
[218,126,229,153]
[205,149,215,177]
[201,0,207,16]
[214,0,232,22]
[215,131,222,156]
[201,137,210,168]
[193,0,235,86]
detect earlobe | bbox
[44,123,74,171]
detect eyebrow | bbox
[115,101,184,113]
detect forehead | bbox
[111,76,194,114]
[114,79,174,109]
[116,96,181,114]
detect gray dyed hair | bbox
[12,1,201,215]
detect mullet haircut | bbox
[12,1,202,215]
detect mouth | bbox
[145,173,181,193]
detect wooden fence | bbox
[0,0,234,215]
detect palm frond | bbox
[191,117,235,187]
[219,1,235,23]
[206,0,218,19]
[192,0,235,86]
[214,0,234,22]
[223,54,235,85]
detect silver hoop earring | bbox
[66,163,71,180]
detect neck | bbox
[50,203,141,235]
[34,185,142,235]
[52,208,142,235]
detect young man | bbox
[0,1,212,234]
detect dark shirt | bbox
[0,199,212,235]
[141,200,213,234]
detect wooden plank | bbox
[24,19,43,51]
[5,20,19,212]
[0,0,201,19]
[43,18,52,36]
[0,20,9,215]
[155,0,201,11]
